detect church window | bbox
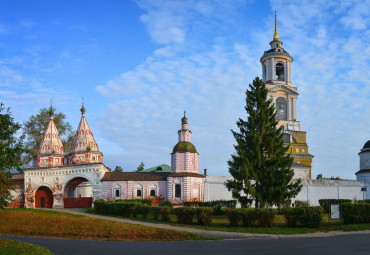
[175,184,181,198]
[263,65,267,81]
[136,189,142,197]
[276,97,287,120]
[283,133,290,143]
[275,63,285,81]
[150,189,156,197]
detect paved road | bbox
[2,233,370,255]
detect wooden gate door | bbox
[35,188,53,208]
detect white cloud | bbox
[94,0,370,179]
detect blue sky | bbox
[1,0,369,179]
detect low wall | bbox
[204,176,369,206]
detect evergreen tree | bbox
[0,103,25,209]
[225,77,302,208]
[136,161,145,172]
[22,107,74,165]
[114,166,123,172]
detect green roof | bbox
[141,164,171,173]
[172,141,197,153]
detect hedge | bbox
[283,206,323,228]
[183,200,237,215]
[173,207,197,224]
[342,203,370,224]
[226,208,276,228]
[318,199,351,213]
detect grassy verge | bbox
[0,238,53,255]
[0,209,200,241]
[86,209,370,235]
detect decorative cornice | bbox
[268,84,299,96]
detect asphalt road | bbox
[2,233,370,255]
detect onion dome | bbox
[172,141,197,153]
[181,111,188,124]
[70,103,99,153]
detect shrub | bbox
[240,208,259,227]
[318,199,352,213]
[256,209,276,228]
[151,207,161,220]
[173,207,196,224]
[141,204,150,219]
[159,200,173,208]
[160,206,171,221]
[183,200,237,215]
[226,209,241,227]
[195,207,213,226]
[342,203,370,224]
[282,208,301,227]
[294,200,310,207]
[298,206,323,228]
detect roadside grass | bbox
[0,209,200,241]
[0,238,53,255]
[86,208,370,235]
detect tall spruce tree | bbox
[225,77,302,208]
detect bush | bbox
[298,206,323,228]
[160,206,171,221]
[256,209,276,228]
[240,208,259,227]
[173,207,196,224]
[159,200,173,208]
[140,204,150,219]
[195,207,213,226]
[151,207,161,220]
[318,199,352,213]
[294,200,310,207]
[282,208,301,227]
[183,200,237,215]
[115,199,152,205]
[342,203,370,224]
[226,209,242,227]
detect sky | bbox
[0,0,369,179]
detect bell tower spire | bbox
[274,11,279,40]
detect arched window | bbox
[263,65,267,81]
[275,63,285,81]
[175,184,181,198]
[113,184,121,199]
[276,97,287,120]
[136,184,143,198]
[283,133,290,143]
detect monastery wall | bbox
[204,176,369,206]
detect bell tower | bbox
[260,13,313,179]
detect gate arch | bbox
[35,186,53,208]
[63,176,93,208]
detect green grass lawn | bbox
[0,238,53,255]
[86,208,370,235]
[0,209,200,241]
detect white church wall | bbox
[204,176,233,201]
[204,176,366,206]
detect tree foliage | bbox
[114,166,123,172]
[0,103,25,209]
[22,107,74,165]
[225,77,302,208]
[136,161,145,172]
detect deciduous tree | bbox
[22,107,73,165]
[0,103,24,209]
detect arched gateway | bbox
[23,103,109,209]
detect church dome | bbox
[363,140,370,150]
[172,141,197,153]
